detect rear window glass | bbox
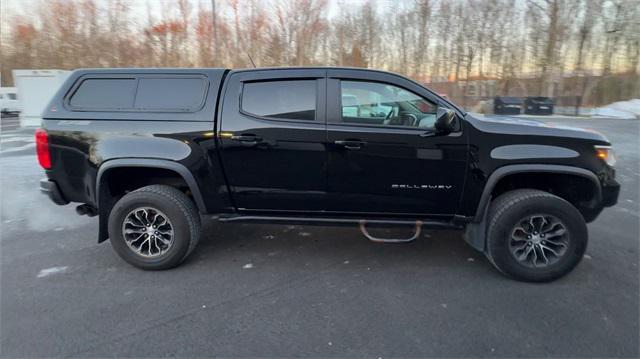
[241,80,316,121]
[134,78,206,110]
[69,78,136,109]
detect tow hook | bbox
[76,204,98,217]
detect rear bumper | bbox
[40,179,69,205]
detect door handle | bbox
[419,130,436,137]
[230,134,262,143]
[334,140,366,150]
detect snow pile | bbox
[592,99,640,120]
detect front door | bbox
[218,69,327,212]
[325,70,468,217]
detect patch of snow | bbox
[3,218,23,224]
[584,254,592,260]
[0,136,34,143]
[298,232,311,237]
[0,143,35,153]
[37,266,69,278]
[467,257,475,262]
[592,99,640,120]
[608,99,640,114]
[242,263,253,269]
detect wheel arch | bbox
[474,164,602,222]
[96,158,207,242]
[464,164,602,252]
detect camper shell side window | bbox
[65,74,209,113]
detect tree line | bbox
[1,0,638,106]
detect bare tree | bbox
[1,0,638,105]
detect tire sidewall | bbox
[108,191,191,270]
[488,195,588,282]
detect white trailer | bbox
[0,87,20,113]
[12,69,70,127]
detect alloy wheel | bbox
[121,207,174,258]
[509,214,570,268]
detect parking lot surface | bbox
[1,116,638,357]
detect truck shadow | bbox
[189,218,497,275]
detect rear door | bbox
[218,69,327,212]
[325,69,468,217]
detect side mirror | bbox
[435,108,456,134]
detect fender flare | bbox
[96,159,207,243]
[96,158,207,212]
[473,164,602,222]
[464,164,602,252]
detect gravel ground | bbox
[1,117,638,357]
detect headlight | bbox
[595,145,616,166]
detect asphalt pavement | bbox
[0,113,20,132]
[1,116,638,357]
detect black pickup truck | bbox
[37,67,619,282]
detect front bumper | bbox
[40,179,69,205]
[602,182,620,207]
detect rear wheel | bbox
[108,185,201,270]
[485,189,588,282]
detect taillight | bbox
[35,128,51,169]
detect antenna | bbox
[247,53,257,68]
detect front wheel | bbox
[485,189,588,282]
[108,185,201,270]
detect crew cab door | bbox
[218,69,327,212]
[326,69,468,216]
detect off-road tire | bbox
[485,189,588,282]
[108,185,201,270]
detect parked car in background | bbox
[525,97,554,115]
[37,67,619,282]
[12,69,70,127]
[0,87,20,113]
[494,96,523,115]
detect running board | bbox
[218,215,458,227]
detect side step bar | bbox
[359,220,422,243]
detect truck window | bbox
[134,78,206,111]
[69,78,136,110]
[340,81,437,128]
[241,80,316,121]
[68,76,206,113]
